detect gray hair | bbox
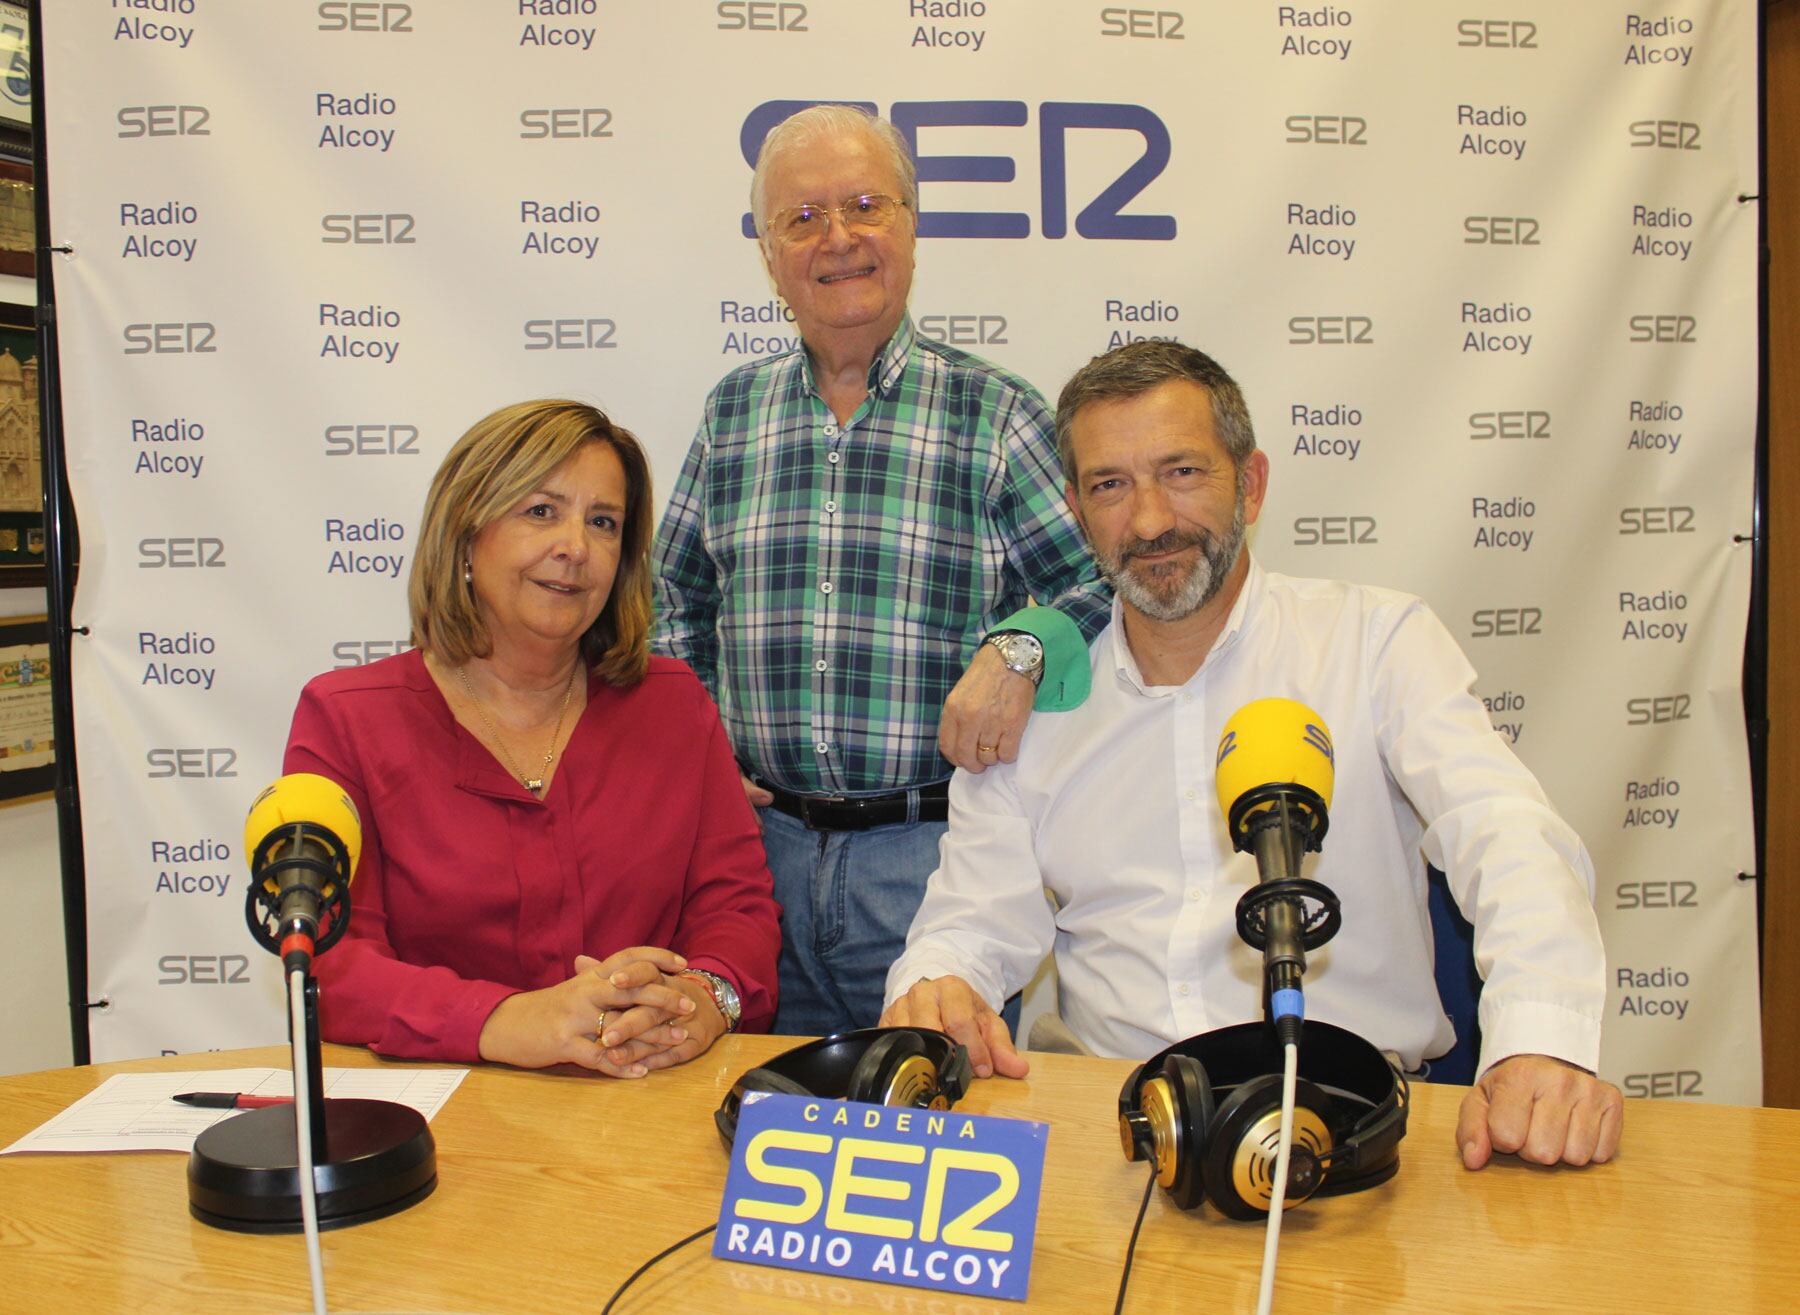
[1054,340,1257,480]
[749,105,918,244]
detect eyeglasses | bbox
[765,193,911,246]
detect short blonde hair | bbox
[409,400,653,686]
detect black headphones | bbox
[715,1028,974,1149]
[1117,1020,1408,1220]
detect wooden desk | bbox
[2,1038,1797,1313]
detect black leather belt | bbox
[753,775,950,832]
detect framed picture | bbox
[0,2,29,132]
[0,299,43,587]
[0,612,52,805]
[0,158,30,276]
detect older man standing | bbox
[653,105,1107,1034]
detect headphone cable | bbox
[1112,1161,1159,1315]
[1254,1040,1301,1315]
[602,1222,718,1315]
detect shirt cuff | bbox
[884,947,1005,1015]
[434,981,522,1065]
[990,606,1090,712]
[1473,997,1602,1081]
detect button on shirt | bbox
[886,560,1604,1076]
[653,316,1109,795]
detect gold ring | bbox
[597,1010,609,1041]
[977,743,998,756]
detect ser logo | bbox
[326,423,420,456]
[1456,19,1537,48]
[117,105,211,138]
[1469,410,1550,440]
[321,213,415,244]
[1626,694,1690,725]
[124,323,216,354]
[318,2,413,31]
[1630,120,1701,150]
[139,537,227,567]
[333,639,414,667]
[1619,506,1695,534]
[1629,314,1697,343]
[146,747,239,778]
[1463,216,1539,245]
[1293,516,1378,545]
[1288,315,1373,345]
[717,1,808,29]
[918,314,1008,346]
[1616,880,1698,910]
[1471,607,1542,637]
[520,108,614,139]
[158,954,252,985]
[1623,1071,1702,1098]
[1101,8,1185,38]
[1285,115,1366,145]
[524,318,618,350]
[741,100,1173,241]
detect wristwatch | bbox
[985,629,1045,687]
[679,969,742,1033]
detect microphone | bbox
[1215,699,1343,1046]
[243,773,362,972]
[193,772,435,1240]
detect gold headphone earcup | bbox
[846,1029,937,1105]
[1153,1054,1215,1212]
[1202,1076,1334,1221]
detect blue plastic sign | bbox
[714,1092,1049,1302]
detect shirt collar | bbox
[800,314,915,404]
[1107,553,1266,698]
[872,314,916,395]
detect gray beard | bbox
[1096,493,1247,623]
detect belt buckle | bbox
[798,793,847,830]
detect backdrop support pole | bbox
[28,0,91,1067]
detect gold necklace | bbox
[455,662,580,795]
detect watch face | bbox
[1001,633,1043,669]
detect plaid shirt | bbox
[652,316,1109,795]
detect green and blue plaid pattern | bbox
[653,317,1108,795]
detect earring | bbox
[463,560,472,585]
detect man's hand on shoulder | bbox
[1456,1053,1623,1170]
[879,975,1029,1080]
[939,644,1034,773]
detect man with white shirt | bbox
[880,340,1624,1171]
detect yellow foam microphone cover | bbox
[1214,698,1336,826]
[244,773,364,884]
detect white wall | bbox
[0,585,72,1077]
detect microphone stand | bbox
[187,863,438,1233]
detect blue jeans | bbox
[760,807,947,1036]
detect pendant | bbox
[524,777,544,793]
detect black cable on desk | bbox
[1114,1162,1159,1315]
[602,1222,718,1314]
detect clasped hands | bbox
[884,974,1624,1170]
[477,946,727,1077]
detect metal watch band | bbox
[680,969,741,1033]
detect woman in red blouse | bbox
[284,400,779,1074]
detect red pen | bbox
[172,1091,294,1110]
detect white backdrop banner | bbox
[41,1,1759,1102]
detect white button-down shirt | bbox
[886,559,1604,1076]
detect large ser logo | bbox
[740,100,1174,240]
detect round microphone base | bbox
[187,1098,436,1234]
